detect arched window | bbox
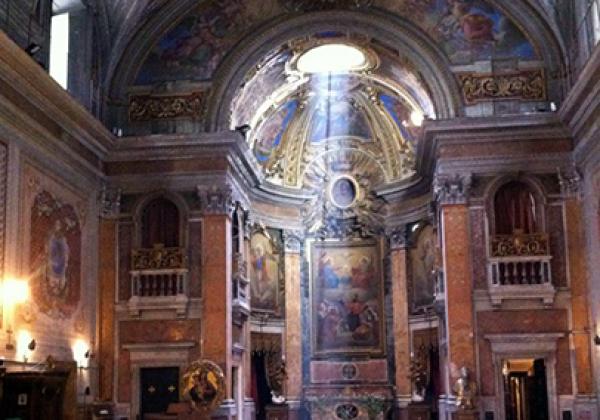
[140,197,180,248]
[494,181,538,235]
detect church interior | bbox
[0,0,600,419]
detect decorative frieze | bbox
[131,245,187,270]
[433,173,471,205]
[280,0,372,11]
[490,233,550,257]
[128,92,205,121]
[458,70,546,104]
[197,185,235,215]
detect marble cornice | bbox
[418,113,571,177]
[0,32,114,159]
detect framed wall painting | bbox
[249,229,283,315]
[310,239,384,357]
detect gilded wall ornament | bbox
[458,70,546,104]
[128,92,205,121]
[181,360,226,415]
[131,244,187,270]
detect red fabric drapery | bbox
[141,197,180,247]
[494,181,537,234]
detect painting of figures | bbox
[311,240,384,356]
[250,230,282,314]
[376,0,537,63]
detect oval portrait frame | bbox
[329,175,359,209]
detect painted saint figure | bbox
[250,244,277,309]
[46,220,70,298]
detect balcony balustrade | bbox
[128,245,189,316]
[487,232,554,306]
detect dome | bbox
[231,35,433,190]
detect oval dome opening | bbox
[297,44,366,73]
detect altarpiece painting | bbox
[311,240,384,356]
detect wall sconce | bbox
[72,339,89,368]
[1,278,30,351]
[16,330,34,362]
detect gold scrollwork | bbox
[490,233,550,257]
[128,92,205,121]
[131,244,187,270]
[458,70,546,104]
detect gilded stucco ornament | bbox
[458,70,546,104]
[128,92,206,121]
[182,360,226,415]
[453,366,477,410]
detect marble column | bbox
[559,171,596,414]
[283,230,303,419]
[199,185,234,418]
[389,227,412,414]
[97,187,120,401]
[434,174,477,416]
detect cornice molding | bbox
[418,113,571,178]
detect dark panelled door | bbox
[140,367,179,420]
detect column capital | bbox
[283,229,304,253]
[198,184,235,215]
[433,173,471,205]
[558,166,582,200]
[387,226,409,250]
[98,185,121,219]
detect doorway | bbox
[140,367,180,420]
[503,358,549,420]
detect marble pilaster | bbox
[389,227,412,405]
[283,230,303,419]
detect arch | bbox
[205,10,463,131]
[484,175,548,236]
[132,191,189,248]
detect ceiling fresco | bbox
[133,0,538,85]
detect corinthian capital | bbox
[283,229,304,253]
[197,184,235,215]
[387,226,408,250]
[98,185,121,218]
[557,166,582,200]
[433,173,471,205]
